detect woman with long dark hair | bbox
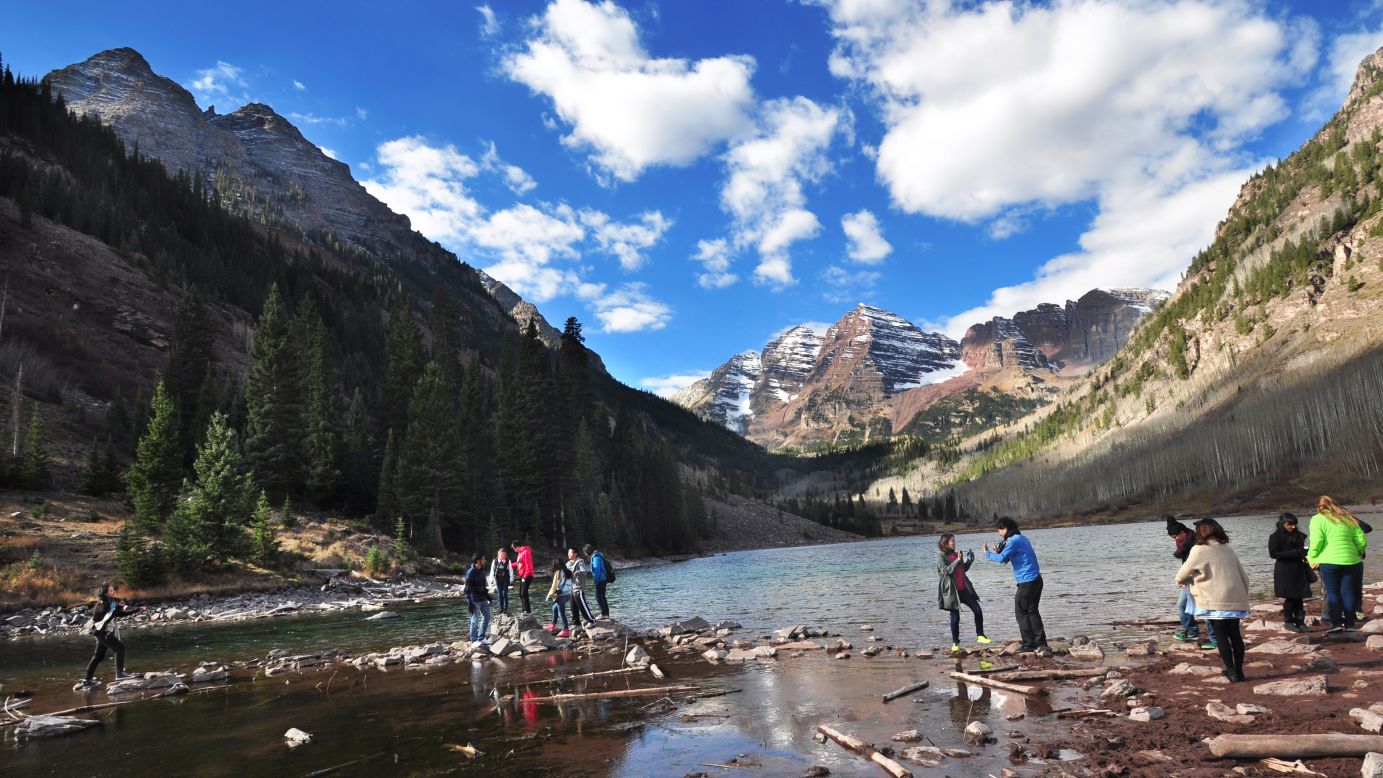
[937,533,989,653]
[1267,513,1312,632]
[1175,519,1251,682]
[78,582,143,690]
[1307,496,1368,632]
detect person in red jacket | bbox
[512,540,535,614]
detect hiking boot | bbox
[1200,639,1218,650]
[1172,631,1198,642]
[557,629,571,638]
[975,635,992,644]
[73,679,99,691]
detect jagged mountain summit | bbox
[677,290,1166,449]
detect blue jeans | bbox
[1318,563,1362,628]
[551,595,570,629]
[595,581,609,618]
[469,600,491,642]
[1178,588,1200,636]
[496,585,509,614]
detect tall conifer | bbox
[245,284,303,498]
[126,380,182,533]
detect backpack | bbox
[604,557,616,584]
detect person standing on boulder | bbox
[566,547,597,628]
[512,540,535,614]
[465,552,493,646]
[78,582,144,690]
[1175,518,1251,682]
[937,533,989,653]
[545,559,572,637]
[584,543,612,619]
[489,546,513,616]
[1268,513,1313,632]
[1307,495,1368,632]
[1168,517,1209,644]
[983,518,1051,656]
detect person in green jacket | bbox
[1306,495,1368,632]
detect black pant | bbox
[595,581,609,618]
[519,576,532,614]
[1282,597,1304,627]
[948,586,984,644]
[1014,576,1047,648]
[85,631,125,680]
[1209,618,1245,677]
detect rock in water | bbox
[625,645,651,667]
[964,721,993,744]
[17,715,102,739]
[284,727,312,747]
[364,611,398,621]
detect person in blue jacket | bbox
[584,543,611,618]
[984,517,1051,656]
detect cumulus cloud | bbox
[477,4,500,37]
[814,0,1318,329]
[318,146,338,160]
[292,80,306,91]
[356,106,368,120]
[504,0,756,181]
[639,370,711,398]
[1310,23,1383,116]
[721,97,844,287]
[362,135,671,323]
[692,238,738,289]
[581,210,673,271]
[287,112,350,127]
[840,209,891,263]
[588,282,673,332]
[481,142,538,195]
[188,61,249,106]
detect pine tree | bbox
[116,522,167,587]
[298,298,342,504]
[340,387,374,515]
[245,284,304,498]
[250,490,278,566]
[16,406,50,489]
[374,429,400,532]
[886,487,898,515]
[81,436,122,496]
[380,295,424,439]
[396,363,463,548]
[165,288,214,464]
[126,380,183,533]
[900,487,913,517]
[175,411,257,565]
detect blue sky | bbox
[6,0,1383,393]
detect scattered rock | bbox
[1168,662,1218,676]
[1246,640,1319,655]
[1235,703,1270,715]
[1101,680,1137,700]
[900,746,944,766]
[964,721,993,744]
[1352,708,1383,734]
[702,648,728,663]
[625,645,651,667]
[802,767,831,778]
[892,729,922,743]
[284,727,313,747]
[1128,706,1164,722]
[1363,751,1383,778]
[1070,643,1106,661]
[1305,656,1340,672]
[1253,675,1328,696]
[1205,702,1255,724]
[1368,635,1383,652]
[16,715,102,739]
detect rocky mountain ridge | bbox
[676,290,1166,449]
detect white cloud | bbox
[504,0,756,181]
[355,106,368,120]
[589,282,673,332]
[814,0,1318,331]
[477,4,500,37]
[639,371,711,398]
[481,142,538,195]
[1311,23,1383,116]
[292,80,306,91]
[819,265,881,304]
[581,210,672,271]
[188,61,248,106]
[721,97,844,287]
[318,146,338,160]
[692,238,738,289]
[287,112,350,127]
[840,209,891,263]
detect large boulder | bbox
[625,645,651,667]
[16,715,102,739]
[1363,751,1383,778]
[1352,708,1383,734]
[492,612,543,639]
[1069,643,1105,661]
[520,629,559,651]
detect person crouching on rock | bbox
[465,552,493,646]
[79,582,144,690]
[1175,519,1251,682]
[1268,513,1313,632]
[937,533,989,653]
[545,560,572,637]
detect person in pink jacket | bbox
[512,541,535,614]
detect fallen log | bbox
[1207,734,1383,759]
[882,681,929,703]
[961,664,1021,675]
[523,684,700,704]
[1056,708,1117,719]
[950,672,1045,697]
[1111,618,1180,626]
[535,667,644,685]
[816,724,913,778]
[992,668,1107,682]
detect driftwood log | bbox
[992,668,1107,682]
[523,685,699,704]
[950,672,1045,696]
[881,681,929,703]
[816,725,913,778]
[1055,708,1117,719]
[1207,734,1383,759]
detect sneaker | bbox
[1200,640,1218,650]
[1014,645,1037,654]
[1172,631,1194,641]
[557,629,570,638]
[114,672,138,681]
[951,644,962,653]
[1327,625,1345,634]
[975,635,992,644]
[1034,646,1053,658]
[545,623,556,632]
[73,679,99,691]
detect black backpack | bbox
[603,555,616,583]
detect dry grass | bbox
[0,535,42,564]
[123,573,290,605]
[0,562,89,609]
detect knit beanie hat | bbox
[1165,516,1191,537]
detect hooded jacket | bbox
[1267,517,1312,600]
[937,549,978,610]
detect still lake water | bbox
[1,513,1377,776]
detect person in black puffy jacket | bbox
[79,582,143,689]
[1268,513,1313,632]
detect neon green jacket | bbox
[1306,513,1367,566]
